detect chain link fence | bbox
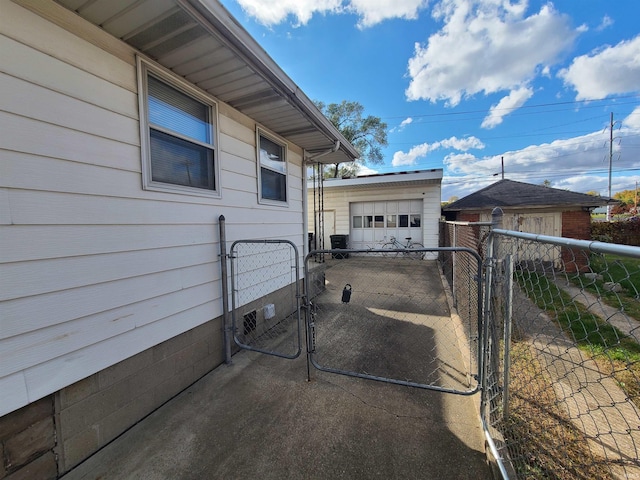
[305,251,480,394]
[444,217,640,478]
[230,240,302,359]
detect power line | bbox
[382,95,640,120]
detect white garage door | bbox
[349,200,423,250]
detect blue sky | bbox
[218,0,640,201]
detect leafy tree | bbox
[614,189,637,205]
[542,179,552,187]
[585,190,600,196]
[314,100,388,178]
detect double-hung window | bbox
[139,59,218,195]
[258,130,287,204]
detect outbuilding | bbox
[308,169,443,253]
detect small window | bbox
[353,216,363,228]
[386,215,397,228]
[138,59,218,195]
[399,215,409,228]
[374,215,384,228]
[258,131,287,203]
[363,215,373,228]
[410,215,421,227]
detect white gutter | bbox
[304,141,341,164]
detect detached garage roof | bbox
[31,0,358,165]
[315,169,443,190]
[443,179,615,212]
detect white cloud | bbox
[233,0,428,27]
[390,117,414,133]
[348,0,429,28]
[442,120,640,201]
[481,86,533,129]
[392,135,484,166]
[596,15,613,31]
[405,1,577,107]
[234,0,343,26]
[400,117,414,127]
[623,106,640,130]
[393,143,432,166]
[559,35,640,100]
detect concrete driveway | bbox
[62,257,492,479]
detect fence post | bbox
[502,254,513,422]
[481,208,504,421]
[219,215,232,364]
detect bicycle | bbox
[381,236,425,260]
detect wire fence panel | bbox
[305,250,481,394]
[441,221,493,377]
[486,231,640,479]
[230,240,302,359]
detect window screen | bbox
[144,71,216,192]
[259,133,287,202]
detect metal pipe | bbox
[491,228,640,257]
[218,215,232,364]
[502,254,513,422]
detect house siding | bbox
[1,1,305,473]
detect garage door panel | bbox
[350,200,423,250]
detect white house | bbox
[308,170,443,252]
[0,0,357,476]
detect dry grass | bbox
[501,342,615,479]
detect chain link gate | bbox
[230,240,302,359]
[304,248,483,394]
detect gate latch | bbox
[342,284,352,303]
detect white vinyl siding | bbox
[0,1,305,417]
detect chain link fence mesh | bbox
[491,233,640,479]
[230,240,301,358]
[305,252,479,393]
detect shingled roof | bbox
[443,179,615,212]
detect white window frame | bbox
[137,57,220,198]
[257,128,288,206]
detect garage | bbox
[307,169,443,254]
[350,200,424,250]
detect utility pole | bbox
[501,156,504,180]
[607,112,614,221]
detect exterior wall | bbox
[308,181,442,249]
[562,209,591,272]
[1,0,306,473]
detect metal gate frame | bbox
[303,247,484,395]
[229,239,303,360]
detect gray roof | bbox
[51,0,359,165]
[443,179,615,211]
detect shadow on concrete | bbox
[62,256,491,480]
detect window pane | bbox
[399,215,409,227]
[148,76,211,144]
[259,135,286,173]
[353,216,362,228]
[386,215,396,228]
[150,130,214,189]
[374,215,384,228]
[410,215,421,227]
[363,215,373,228]
[261,167,286,201]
